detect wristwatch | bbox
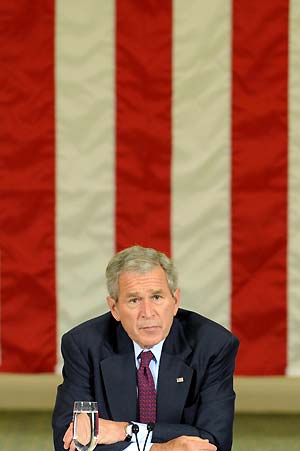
[124,421,134,442]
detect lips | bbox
[139,325,160,330]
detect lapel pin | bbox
[176,377,184,383]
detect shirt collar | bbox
[133,339,165,363]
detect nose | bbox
[140,299,154,318]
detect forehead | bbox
[118,266,169,294]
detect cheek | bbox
[121,311,138,328]
[162,308,176,326]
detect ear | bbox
[107,296,120,322]
[173,288,180,316]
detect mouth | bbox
[139,325,160,331]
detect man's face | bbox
[107,266,180,349]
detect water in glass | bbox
[73,401,99,451]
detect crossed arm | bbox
[62,418,217,451]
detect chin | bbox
[135,328,164,348]
[142,342,157,349]
[141,336,162,349]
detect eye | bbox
[152,294,162,301]
[128,298,138,304]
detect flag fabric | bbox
[0,0,300,376]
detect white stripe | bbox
[172,1,231,329]
[55,0,115,371]
[287,0,300,376]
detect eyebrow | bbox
[150,289,164,295]
[125,289,164,298]
[126,292,141,299]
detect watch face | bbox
[125,423,133,442]
[125,423,133,436]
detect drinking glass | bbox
[73,401,99,451]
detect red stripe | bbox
[231,0,288,374]
[0,2,56,372]
[115,0,172,256]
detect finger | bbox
[202,444,217,450]
[63,435,72,449]
[190,437,217,450]
[63,431,72,444]
[184,436,209,441]
[63,435,72,450]
[63,423,73,448]
[200,447,217,451]
[63,423,73,438]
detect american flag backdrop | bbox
[0,0,300,377]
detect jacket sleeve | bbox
[52,331,130,451]
[152,334,239,451]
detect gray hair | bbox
[105,245,178,300]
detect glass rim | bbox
[73,401,98,411]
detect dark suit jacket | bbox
[52,308,239,451]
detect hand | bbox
[97,418,127,444]
[63,418,128,449]
[151,436,217,451]
[63,422,75,451]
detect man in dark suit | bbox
[53,245,239,451]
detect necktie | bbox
[137,351,156,423]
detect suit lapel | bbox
[100,324,138,421]
[156,353,193,423]
[156,318,194,423]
